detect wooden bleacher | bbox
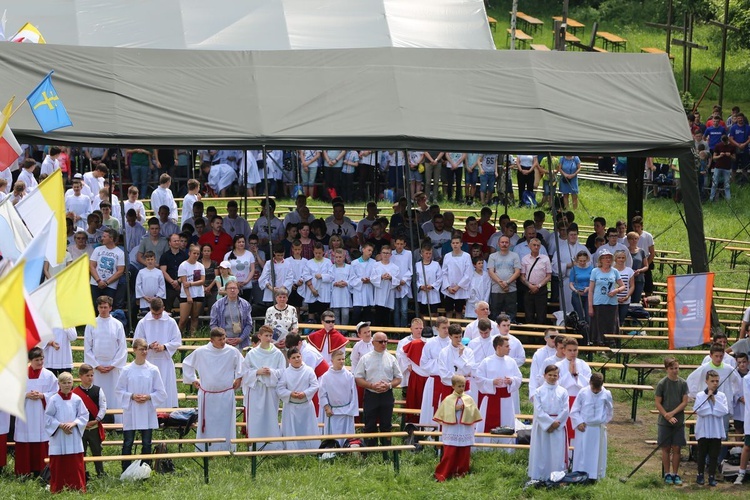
[641,47,675,60]
[596,31,627,51]
[487,16,497,31]
[552,16,585,36]
[512,12,544,34]
[507,28,533,49]
[530,44,550,51]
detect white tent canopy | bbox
[1,0,495,50]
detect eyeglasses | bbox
[374,340,388,344]
[323,320,335,324]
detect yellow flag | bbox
[28,254,97,329]
[0,95,14,133]
[0,264,28,418]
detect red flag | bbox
[25,301,41,350]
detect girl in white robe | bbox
[133,307,183,408]
[15,348,59,477]
[259,255,295,303]
[277,348,320,450]
[349,250,375,310]
[370,256,400,314]
[330,254,352,325]
[569,373,613,480]
[528,365,570,481]
[242,326,286,450]
[45,372,88,493]
[43,327,77,375]
[116,338,167,472]
[84,299,128,417]
[181,329,244,452]
[319,350,358,445]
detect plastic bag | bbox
[120,460,152,481]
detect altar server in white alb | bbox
[528,365,570,481]
[528,330,561,399]
[302,242,334,323]
[133,298,183,408]
[419,317,452,425]
[15,347,59,477]
[438,324,476,400]
[84,297,128,419]
[440,235,473,318]
[182,327,243,452]
[277,347,321,450]
[415,242,442,311]
[116,338,167,472]
[242,325,287,450]
[370,245,400,325]
[319,349,358,445]
[569,372,613,480]
[555,337,591,452]
[349,242,376,324]
[474,336,523,446]
[43,327,77,376]
[45,372,88,493]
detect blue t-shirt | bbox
[704,125,727,150]
[729,123,750,152]
[570,264,593,292]
[590,267,621,306]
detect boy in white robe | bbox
[45,372,89,493]
[277,348,321,450]
[330,249,353,325]
[349,242,376,324]
[694,370,729,486]
[440,236,473,318]
[397,319,429,423]
[465,258,491,320]
[467,319,496,363]
[555,337,591,452]
[370,245,400,326]
[183,327,244,452]
[475,336,523,447]
[135,251,166,310]
[15,347,59,477]
[528,365,570,481]
[133,298,183,408]
[415,244,442,309]
[302,243,334,323]
[320,349,358,444]
[259,247,295,304]
[390,237,413,328]
[570,372,613,480]
[433,375,482,482]
[116,338,167,472]
[419,317,452,425]
[43,327,77,376]
[242,325,287,450]
[84,296,128,420]
[438,325,476,401]
[529,330,562,399]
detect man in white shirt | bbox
[40,146,62,177]
[89,227,126,305]
[65,178,92,231]
[631,216,655,296]
[83,163,107,199]
[150,173,178,223]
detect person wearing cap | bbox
[588,249,625,346]
[307,310,348,365]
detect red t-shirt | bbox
[462,231,489,253]
[198,231,234,262]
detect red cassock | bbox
[0,433,7,468]
[402,339,427,424]
[477,387,511,432]
[434,445,471,482]
[311,358,330,415]
[50,454,86,493]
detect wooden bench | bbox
[725,245,750,269]
[513,11,545,34]
[507,28,533,49]
[596,31,627,51]
[488,16,497,31]
[641,47,675,60]
[552,16,585,36]
[564,31,580,44]
[232,432,412,478]
[530,43,550,51]
[623,363,700,385]
[654,256,693,275]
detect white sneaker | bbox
[735,472,745,485]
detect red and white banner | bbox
[667,273,713,349]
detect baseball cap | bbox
[356,321,371,333]
[219,260,232,269]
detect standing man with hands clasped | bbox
[354,332,402,451]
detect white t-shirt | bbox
[178,260,206,298]
[223,250,256,289]
[89,245,125,289]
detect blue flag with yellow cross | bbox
[26,71,72,133]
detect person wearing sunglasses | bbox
[307,310,348,365]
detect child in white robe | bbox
[440,236,473,318]
[694,369,729,486]
[330,249,353,325]
[370,245,400,326]
[416,244,442,309]
[302,243,334,323]
[555,337,591,452]
[319,349,358,445]
[528,365,570,481]
[284,241,308,308]
[349,243,376,324]
[433,374,482,482]
[259,247,295,304]
[465,257,491,319]
[419,318,452,426]
[277,348,321,450]
[43,327,77,376]
[116,338,167,472]
[242,325,287,450]
[45,372,88,493]
[570,372,613,480]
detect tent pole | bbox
[117,147,134,334]
[262,146,276,291]
[504,154,511,215]
[626,157,645,225]
[548,153,566,319]
[243,149,248,220]
[404,149,420,323]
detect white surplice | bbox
[133,312,183,408]
[391,249,413,299]
[277,365,320,450]
[319,368,358,445]
[370,261,400,308]
[84,316,128,412]
[528,383,570,481]
[440,251,473,299]
[259,259,295,303]
[555,358,592,398]
[419,335,451,425]
[45,394,88,455]
[116,361,167,431]
[528,346,557,399]
[396,335,427,387]
[43,328,77,370]
[242,346,286,450]
[438,345,476,401]
[182,343,244,452]
[15,369,59,443]
[349,258,375,307]
[570,387,613,479]
[415,260,442,305]
[474,355,522,446]
[302,258,334,303]
[330,264,353,308]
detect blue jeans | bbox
[480,172,496,193]
[130,163,150,198]
[571,292,589,323]
[710,168,731,200]
[122,429,153,472]
[393,296,409,327]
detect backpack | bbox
[152,443,175,474]
[403,423,423,452]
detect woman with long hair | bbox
[224,234,256,303]
[178,244,206,335]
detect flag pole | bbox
[6,99,26,121]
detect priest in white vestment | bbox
[133,299,183,407]
[183,328,244,452]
